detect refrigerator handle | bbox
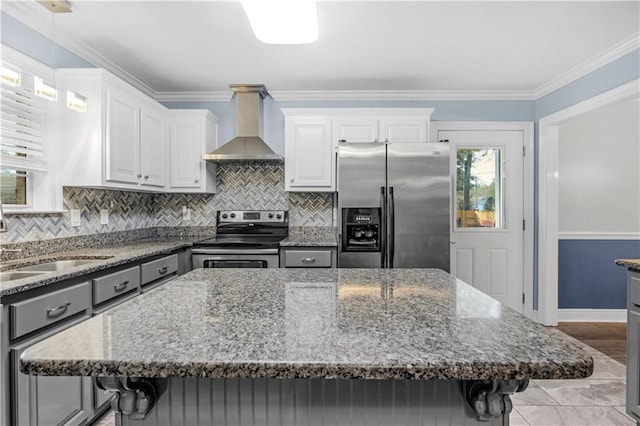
[389,186,395,268]
[380,186,387,268]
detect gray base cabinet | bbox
[626,270,640,422]
[2,249,189,426]
[280,247,337,268]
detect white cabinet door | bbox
[170,119,203,188]
[140,105,167,188]
[105,88,140,184]
[333,117,378,143]
[381,117,428,142]
[285,118,334,191]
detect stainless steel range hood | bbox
[202,84,282,162]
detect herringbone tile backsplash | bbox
[1,163,333,243]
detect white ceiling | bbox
[5,1,640,99]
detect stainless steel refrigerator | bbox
[337,141,450,271]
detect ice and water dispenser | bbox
[341,208,380,252]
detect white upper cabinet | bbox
[57,69,169,191]
[105,87,141,184]
[140,102,168,188]
[380,117,429,143]
[333,117,379,143]
[333,109,433,143]
[282,108,434,192]
[168,110,217,194]
[285,116,334,191]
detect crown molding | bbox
[155,91,232,102]
[269,89,537,101]
[534,32,640,99]
[1,0,158,99]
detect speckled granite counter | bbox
[616,259,640,271]
[280,226,338,247]
[21,268,592,381]
[0,238,204,298]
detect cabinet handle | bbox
[384,138,389,143]
[46,302,71,318]
[137,174,142,179]
[301,257,316,264]
[114,281,129,292]
[158,266,168,274]
[144,175,149,180]
[194,179,199,183]
[290,178,294,183]
[373,138,378,143]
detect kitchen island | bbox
[21,268,592,425]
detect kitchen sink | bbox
[0,271,48,281]
[18,259,103,272]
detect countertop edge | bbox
[616,259,640,271]
[21,357,594,381]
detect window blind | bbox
[0,67,48,172]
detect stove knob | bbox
[268,213,274,219]
[230,213,236,219]
[276,213,282,219]
[221,213,228,219]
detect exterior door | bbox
[437,130,525,313]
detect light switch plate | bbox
[70,209,81,227]
[100,209,109,225]
[182,206,191,221]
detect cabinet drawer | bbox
[285,250,332,268]
[141,254,178,285]
[10,282,90,340]
[92,266,140,306]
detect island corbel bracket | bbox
[466,379,529,421]
[96,377,158,419]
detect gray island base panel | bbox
[20,268,592,425]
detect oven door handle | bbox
[191,248,280,255]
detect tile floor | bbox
[92,332,635,426]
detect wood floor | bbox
[556,322,627,365]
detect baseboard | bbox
[558,309,627,322]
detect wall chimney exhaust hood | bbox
[202,84,282,162]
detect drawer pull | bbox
[158,266,169,274]
[301,257,316,264]
[46,302,71,318]
[114,281,130,292]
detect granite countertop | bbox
[0,238,201,298]
[21,268,592,381]
[616,259,640,271]
[280,226,338,247]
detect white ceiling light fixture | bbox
[241,0,319,44]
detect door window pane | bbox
[456,148,502,229]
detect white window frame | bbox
[1,45,63,213]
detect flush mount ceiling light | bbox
[241,0,319,44]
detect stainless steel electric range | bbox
[191,210,288,269]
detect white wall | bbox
[558,97,640,234]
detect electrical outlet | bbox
[70,209,81,227]
[100,209,109,225]
[182,206,191,221]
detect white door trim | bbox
[537,79,640,326]
[431,121,535,319]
